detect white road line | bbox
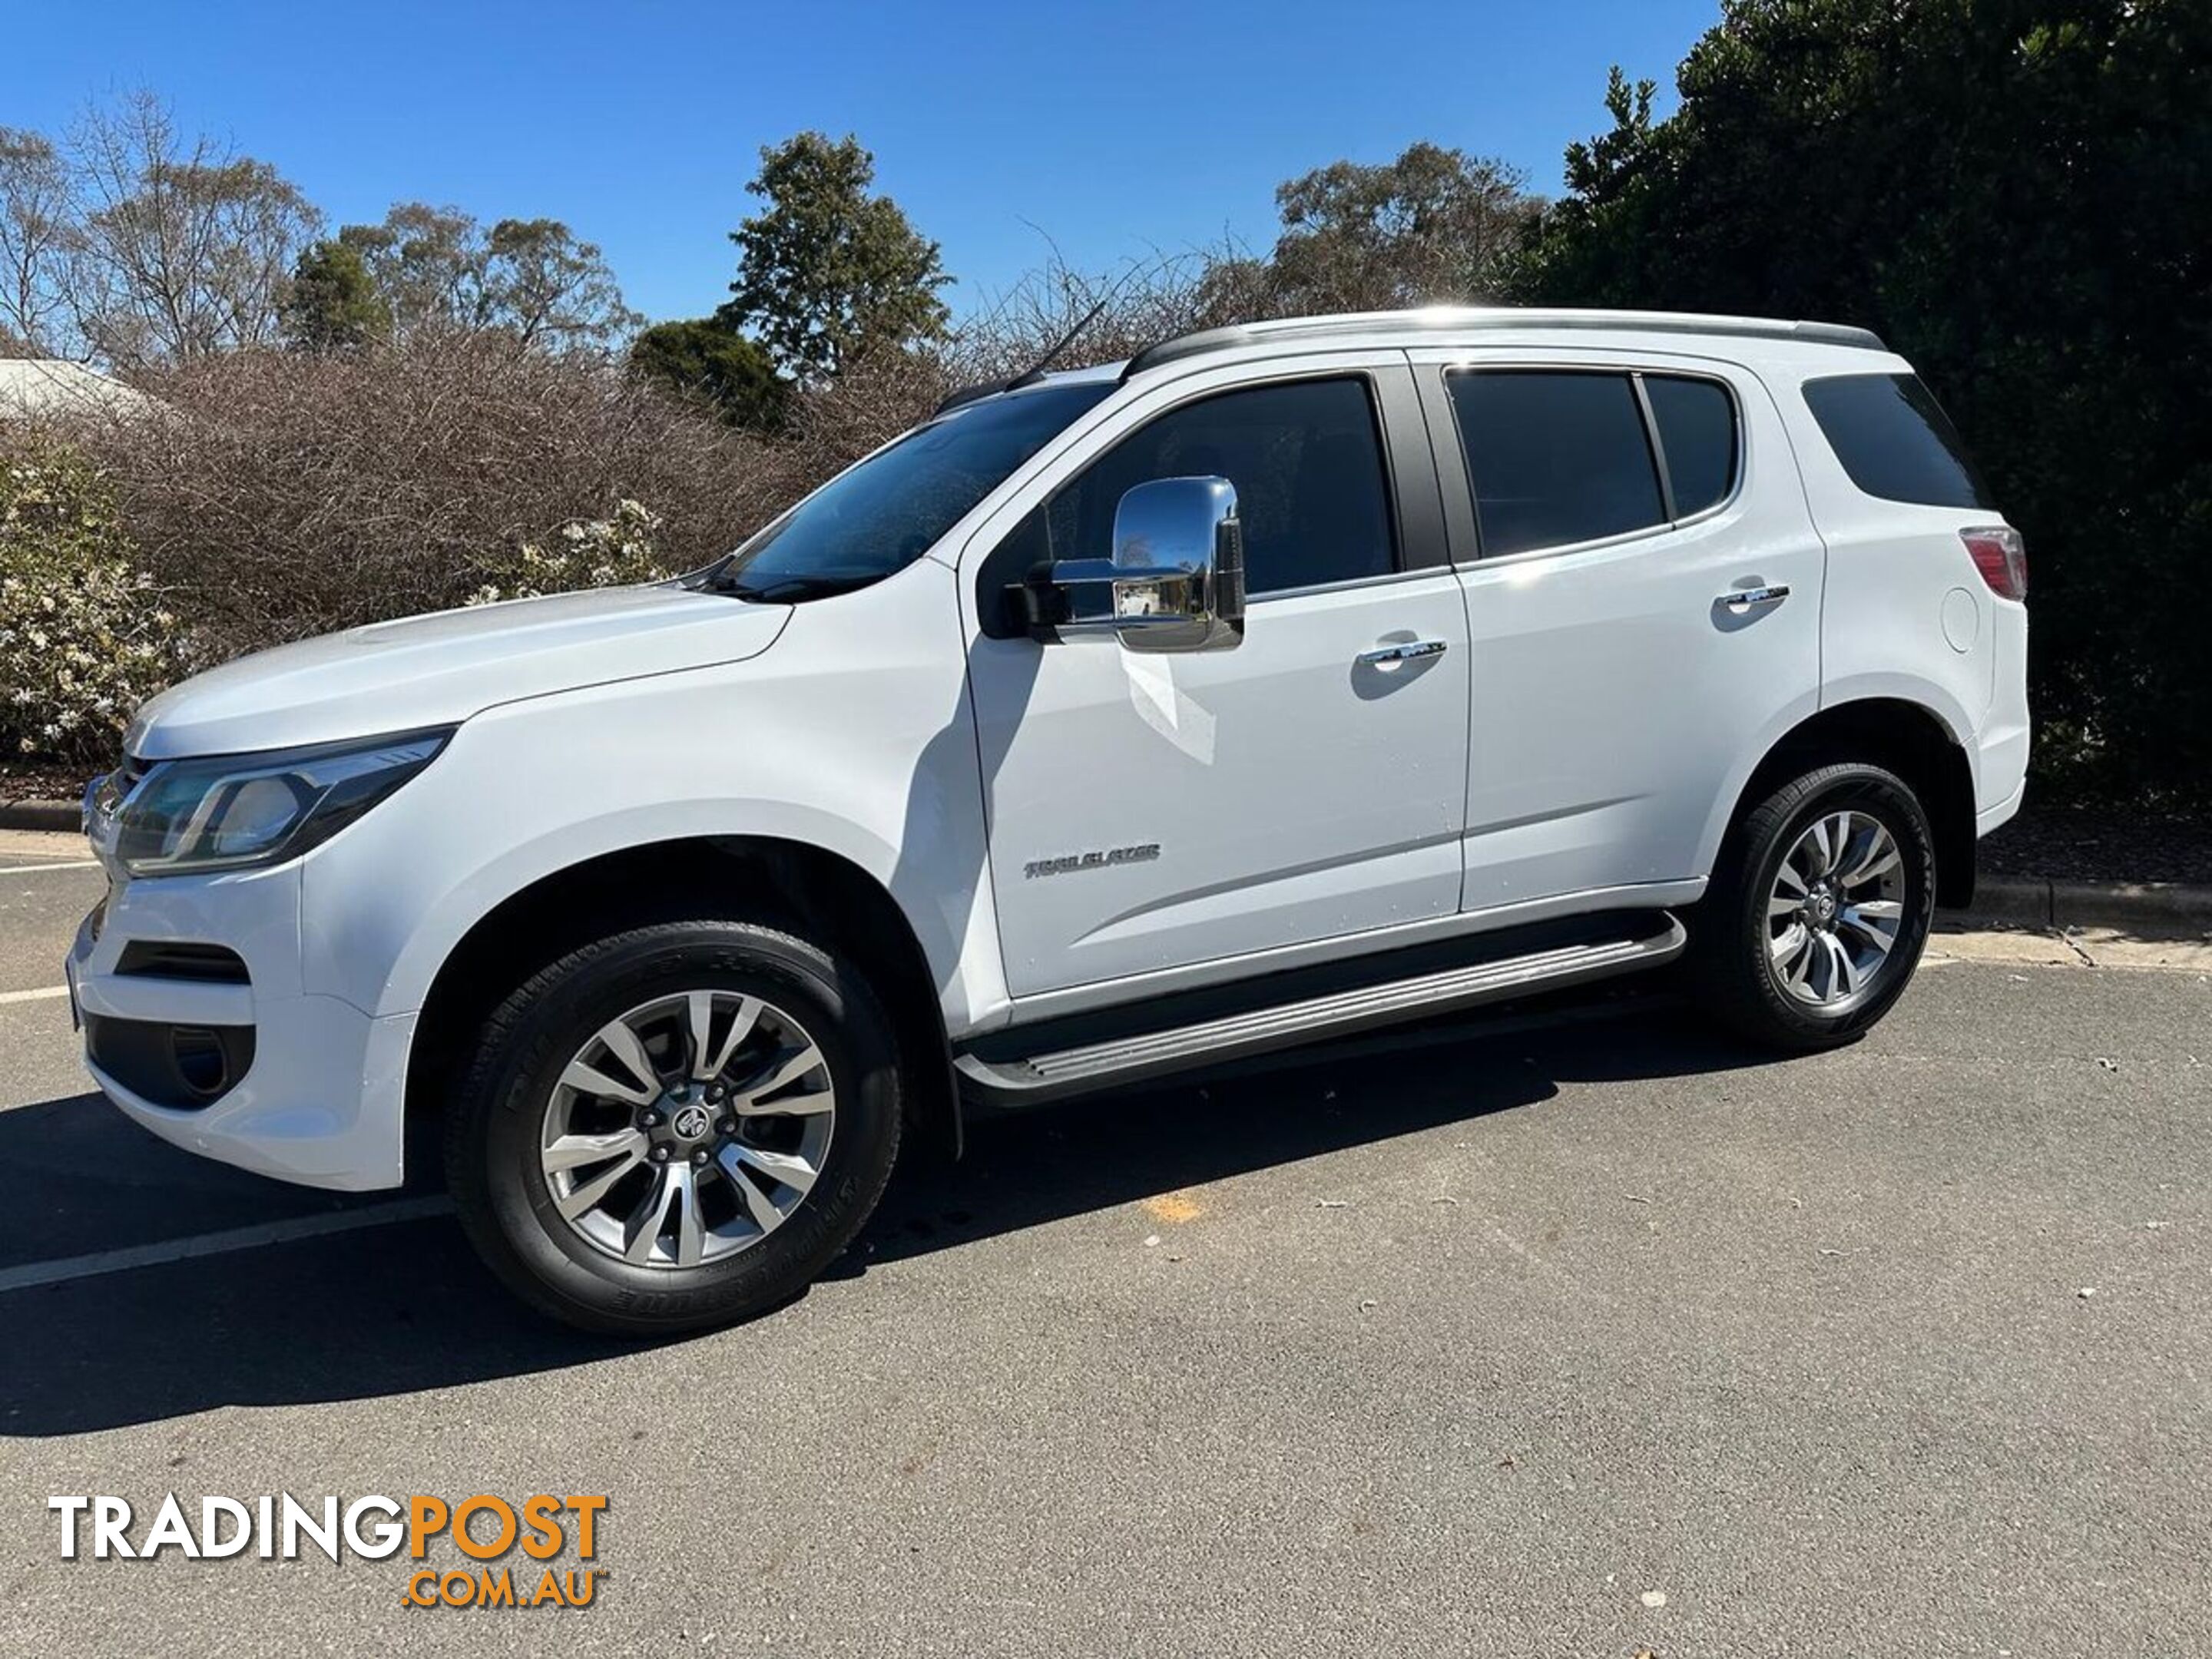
[0,984,70,1005]
[0,859,98,875]
[0,1195,455,1295]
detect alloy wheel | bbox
[538,989,835,1268]
[1765,809,1907,1010]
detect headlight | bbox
[108,729,452,877]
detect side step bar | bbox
[955,912,1687,1106]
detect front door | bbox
[966,359,1471,999]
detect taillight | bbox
[1961,526,2027,601]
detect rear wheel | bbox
[1697,763,1936,1051]
[445,919,902,1336]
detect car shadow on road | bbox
[849,989,1771,1270]
[0,989,1779,1437]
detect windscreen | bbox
[701,382,1112,601]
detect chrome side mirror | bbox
[1038,476,1244,653]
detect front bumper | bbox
[68,866,412,1192]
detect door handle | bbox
[1718,583,1790,614]
[1358,638,1449,671]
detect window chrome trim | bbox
[1450,515,1694,572]
[1439,361,1748,564]
[1247,564,1459,606]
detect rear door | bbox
[1408,346,1825,912]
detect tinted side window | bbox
[1802,373,1994,509]
[1045,377,1396,596]
[1644,375,1737,517]
[1447,371,1664,556]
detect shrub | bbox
[0,438,190,764]
[32,253,1262,684]
[58,336,793,655]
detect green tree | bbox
[1518,0,2212,803]
[1518,67,1664,307]
[281,238,388,351]
[478,217,640,351]
[718,132,950,382]
[335,203,637,351]
[629,316,789,431]
[339,202,478,337]
[1261,142,1539,313]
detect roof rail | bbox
[1120,307,1887,381]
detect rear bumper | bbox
[1974,601,2031,836]
[1976,773,2026,838]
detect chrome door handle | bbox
[1719,584,1790,614]
[1358,638,1449,671]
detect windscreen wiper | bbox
[709,571,881,604]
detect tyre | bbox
[1696,762,1936,1051]
[445,919,902,1336]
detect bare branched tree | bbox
[945,239,1255,383]
[0,127,79,355]
[66,91,321,368]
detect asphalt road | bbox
[2,830,2207,1657]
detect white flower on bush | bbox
[467,498,671,606]
[1,441,190,763]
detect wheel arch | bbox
[1710,698,1979,907]
[402,835,961,1164]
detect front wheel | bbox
[445,919,903,1336]
[1696,762,1936,1051]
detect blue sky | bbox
[3,0,1716,325]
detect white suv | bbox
[69,309,2031,1333]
